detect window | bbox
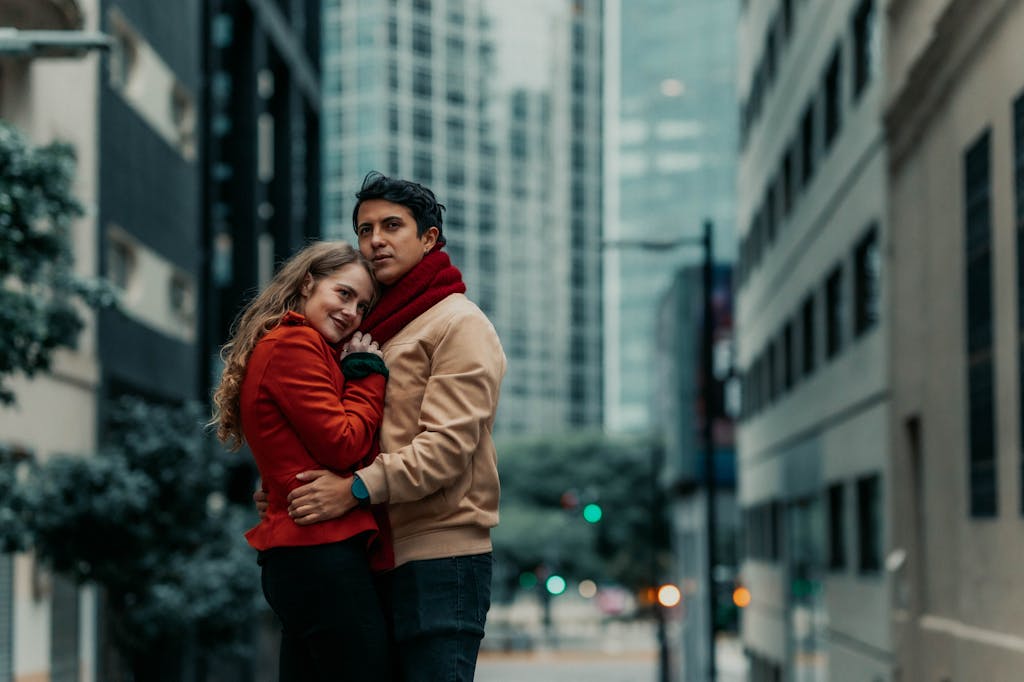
[783,321,794,390]
[964,129,996,517]
[856,474,882,572]
[827,483,846,570]
[767,340,778,403]
[0,552,11,682]
[412,109,432,140]
[823,46,842,149]
[782,0,794,39]
[412,68,432,98]
[1015,93,1024,514]
[168,272,195,323]
[801,100,816,188]
[107,231,137,293]
[802,294,816,376]
[745,501,781,561]
[412,24,431,55]
[388,106,399,133]
[854,226,881,336]
[782,148,794,216]
[413,153,432,183]
[446,116,464,150]
[50,576,79,682]
[825,265,844,359]
[852,0,876,99]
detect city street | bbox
[477,651,657,682]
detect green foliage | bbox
[12,397,261,657]
[493,430,671,595]
[0,120,115,405]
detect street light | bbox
[603,219,718,682]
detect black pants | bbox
[379,553,493,682]
[259,538,390,682]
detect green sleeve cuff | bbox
[340,352,389,379]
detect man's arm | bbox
[357,309,505,505]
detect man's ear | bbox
[421,226,440,252]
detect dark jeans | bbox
[381,553,493,682]
[259,538,390,682]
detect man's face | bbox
[355,199,438,286]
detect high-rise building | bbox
[320,0,604,434]
[735,0,889,679]
[604,0,738,434]
[886,1,1024,678]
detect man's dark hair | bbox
[352,171,446,246]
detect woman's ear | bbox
[300,273,314,297]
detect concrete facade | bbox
[0,2,103,680]
[735,0,891,679]
[885,1,1024,679]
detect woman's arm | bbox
[262,329,386,472]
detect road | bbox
[476,650,658,682]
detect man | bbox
[280,171,506,680]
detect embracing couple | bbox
[210,172,506,681]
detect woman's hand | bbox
[339,331,382,362]
[287,469,358,525]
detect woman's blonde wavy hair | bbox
[210,241,377,450]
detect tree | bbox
[492,430,671,598]
[10,398,261,681]
[0,120,114,404]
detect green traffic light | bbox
[582,503,603,523]
[546,575,567,595]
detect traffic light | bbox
[545,574,567,595]
[582,502,603,523]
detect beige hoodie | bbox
[356,293,506,567]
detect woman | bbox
[211,241,391,681]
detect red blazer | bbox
[241,311,392,569]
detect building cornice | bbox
[0,0,83,31]
[884,0,1013,169]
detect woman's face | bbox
[298,262,375,344]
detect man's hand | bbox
[253,486,269,520]
[287,469,357,525]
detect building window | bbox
[782,0,794,39]
[825,265,844,359]
[782,148,794,216]
[802,294,816,376]
[964,129,996,517]
[856,474,882,572]
[823,46,843,149]
[412,68,432,98]
[412,24,431,56]
[0,551,11,682]
[853,226,881,336]
[767,339,778,403]
[783,321,794,390]
[852,0,876,99]
[412,109,432,140]
[106,230,137,294]
[800,100,816,188]
[50,575,80,682]
[413,153,432,183]
[1015,92,1024,515]
[827,482,846,570]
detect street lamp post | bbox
[603,218,718,681]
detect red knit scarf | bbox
[360,247,466,343]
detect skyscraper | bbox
[321,0,604,434]
[604,0,738,434]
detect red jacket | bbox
[241,311,392,569]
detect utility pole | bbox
[701,218,717,682]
